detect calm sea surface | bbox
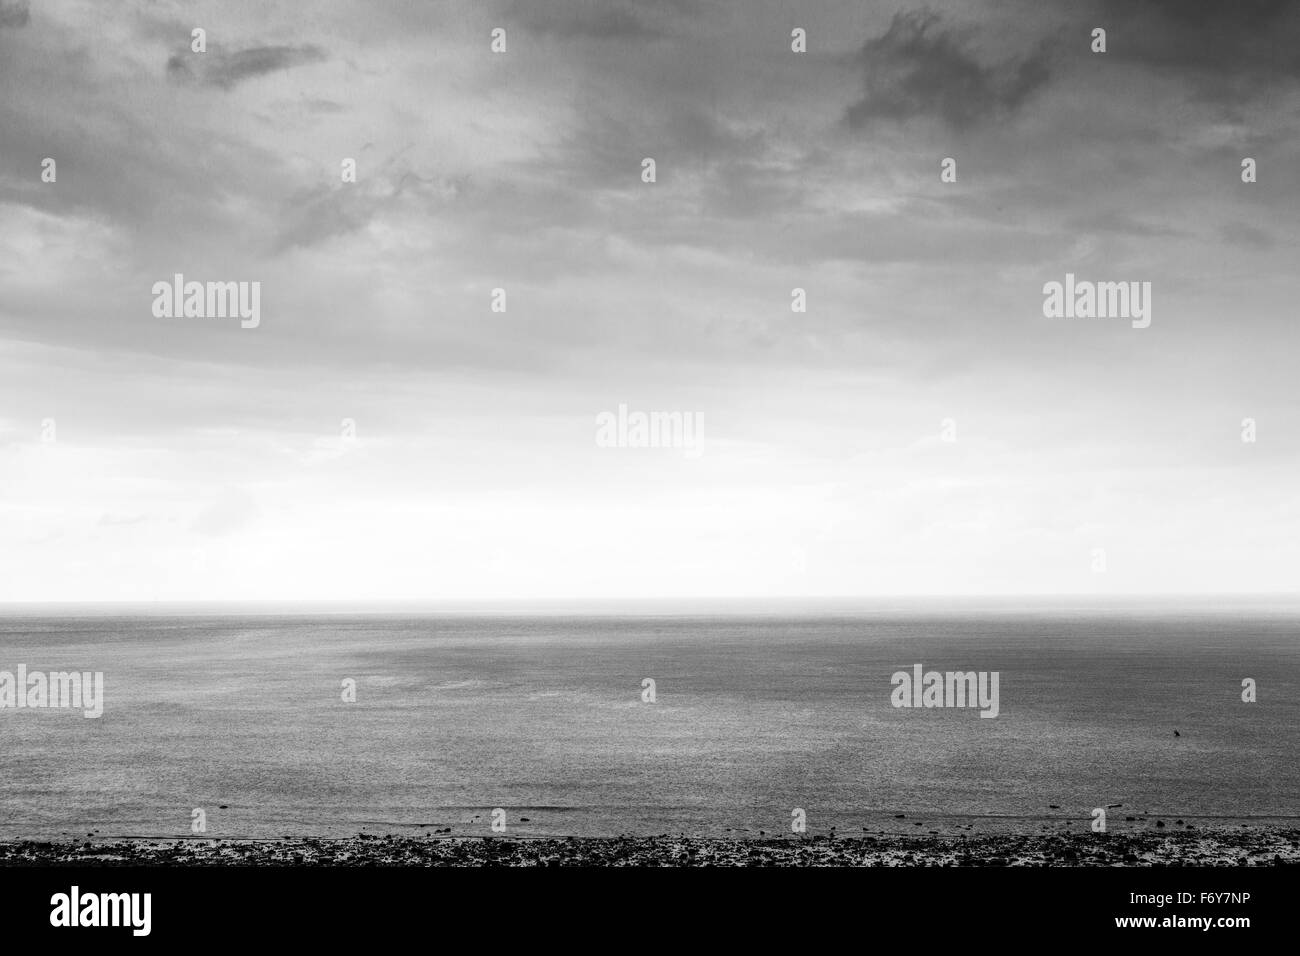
[1,603,1297,839]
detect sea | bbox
[1,598,1297,840]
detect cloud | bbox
[1089,0,1300,108]
[845,10,1051,130]
[510,0,698,39]
[1,0,1298,601]
[1219,221,1275,249]
[270,167,463,252]
[166,44,328,90]
[517,5,659,40]
[0,1,28,29]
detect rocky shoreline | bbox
[3,827,1298,866]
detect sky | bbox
[1,0,1298,601]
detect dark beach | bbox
[4,826,1298,867]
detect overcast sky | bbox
[1,0,1298,601]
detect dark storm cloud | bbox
[0,1,28,29]
[1093,0,1300,95]
[166,44,328,90]
[0,0,28,28]
[845,10,1051,130]
[0,83,294,254]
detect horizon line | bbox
[2,593,1299,617]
